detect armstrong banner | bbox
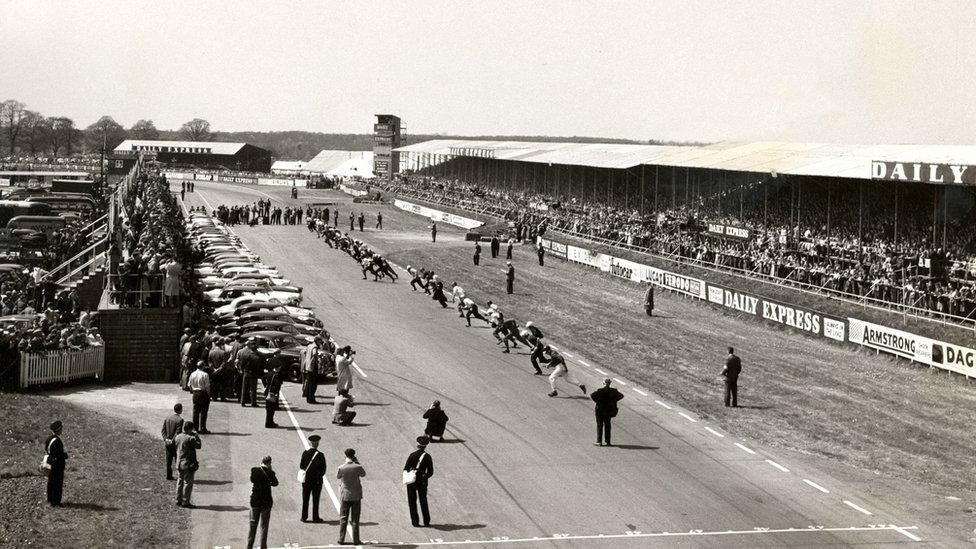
[871,161,976,186]
[847,317,976,376]
[392,199,483,230]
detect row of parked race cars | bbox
[188,211,335,382]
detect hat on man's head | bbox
[308,434,321,442]
[416,435,430,447]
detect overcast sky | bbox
[2,1,974,145]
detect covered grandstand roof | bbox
[115,139,246,155]
[304,150,375,177]
[396,139,976,180]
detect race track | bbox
[164,180,940,548]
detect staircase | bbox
[42,214,110,299]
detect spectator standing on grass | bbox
[490,235,500,258]
[161,403,185,480]
[43,420,68,506]
[375,212,383,230]
[506,238,514,260]
[430,221,437,243]
[505,261,515,294]
[299,435,327,523]
[537,242,545,266]
[247,455,279,549]
[403,436,434,527]
[349,212,355,231]
[644,284,654,317]
[358,212,365,232]
[188,361,212,434]
[336,448,365,546]
[422,401,449,442]
[473,240,481,266]
[590,379,624,446]
[174,422,201,508]
[721,347,742,408]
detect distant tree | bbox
[48,117,78,156]
[130,119,160,140]
[0,99,28,154]
[85,115,127,152]
[180,118,211,141]
[19,110,50,155]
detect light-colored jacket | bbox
[335,354,354,392]
[336,459,366,501]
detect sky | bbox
[1,1,975,145]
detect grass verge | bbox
[0,390,190,548]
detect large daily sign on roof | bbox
[871,161,975,185]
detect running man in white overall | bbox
[542,346,586,397]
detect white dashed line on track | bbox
[578,360,591,367]
[764,459,790,473]
[612,378,627,385]
[677,412,698,423]
[353,362,368,378]
[704,427,725,438]
[843,500,872,516]
[892,525,922,541]
[802,479,830,494]
[654,400,672,410]
[593,368,607,375]
[563,352,574,358]
[734,442,756,455]
[632,388,648,396]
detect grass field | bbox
[0,390,189,548]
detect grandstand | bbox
[113,139,273,172]
[392,139,976,325]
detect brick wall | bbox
[97,307,181,382]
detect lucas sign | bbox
[871,161,976,185]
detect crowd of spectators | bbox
[380,173,976,319]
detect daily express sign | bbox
[871,161,976,185]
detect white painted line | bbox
[891,525,922,542]
[632,388,648,396]
[281,391,351,538]
[802,479,830,494]
[678,412,698,423]
[594,368,607,375]
[704,427,725,438]
[578,360,591,367]
[612,378,627,386]
[734,442,756,455]
[654,400,672,410]
[843,500,872,516]
[563,352,574,358]
[352,361,368,378]
[265,524,921,548]
[765,459,790,473]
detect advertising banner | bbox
[537,237,568,260]
[871,161,976,186]
[705,285,846,341]
[566,245,611,271]
[848,317,976,376]
[705,223,751,240]
[339,183,369,197]
[392,199,483,230]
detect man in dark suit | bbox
[403,436,434,527]
[44,420,68,506]
[299,435,327,522]
[505,262,515,294]
[590,379,624,446]
[161,403,185,480]
[644,284,654,317]
[248,455,279,549]
[490,235,500,258]
[721,347,742,407]
[422,401,449,442]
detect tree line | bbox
[1,98,699,161]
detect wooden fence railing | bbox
[20,346,105,389]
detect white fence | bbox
[20,346,105,389]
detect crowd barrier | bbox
[339,183,369,197]
[20,345,105,388]
[163,171,308,187]
[392,199,484,230]
[539,236,976,377]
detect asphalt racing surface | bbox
[176,180,935,548]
